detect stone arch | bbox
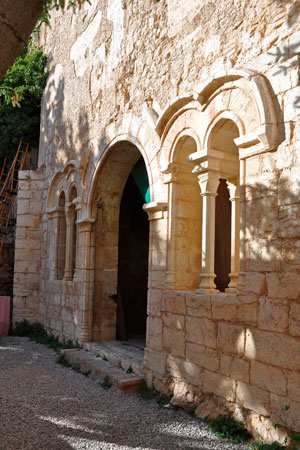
[90,139,151,342]
[47,160,79,209]
[82,113,161,220]
[157,69,280,159]
[165,132,202,290]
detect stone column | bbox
[197,171,220,293]
[76,218,95,343]
[64,203,76,281]
[47,206,65,280]
[226,181,240,292]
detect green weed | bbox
[209,413,251,443]
[100,376,112,390]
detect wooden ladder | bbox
[0,140,30,253]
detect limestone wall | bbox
[13,168,44,323]
[13,0,300,442]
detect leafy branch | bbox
[35,0,91,30]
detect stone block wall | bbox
[13,168,44,323]
[12,0,300,442]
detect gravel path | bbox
[0,337,251,450]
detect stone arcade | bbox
[12,0,300,442]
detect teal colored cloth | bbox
[131,158,150,203]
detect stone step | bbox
[83,340,145,378]
[61,348,144,393]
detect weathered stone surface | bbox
[186,343,219,372]
[245,328,300,370]
[217,323,245,356]
[202,371,236,402]
[250,361,286,396]
[186,316,217,349]
[258,298,289,332]
[236,382,270,416]
[266,273,300,300]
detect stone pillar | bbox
[64,203,76,281]
[237,158,246,293]
[226,181,240,292]
[197,171,220,293]
[47,206,65,280]
[76,218,95,343]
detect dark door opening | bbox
[117,158,149,341]
[214,178,231,292]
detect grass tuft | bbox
[209,413,251,443]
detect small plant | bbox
[12,320,76,353]
[251,441,286,450]
[56,353,72,368]
[100,376,112,390]
[126,366,133,374]
[209,412,251,443]
[102,355,108,361]
[82,370,91,377]
[137,382,157,401]
[156,394,172,406]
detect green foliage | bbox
[126,366,133,374]
[251,440,286,449]
[100,376,112,390]
[56,353,72,368]
[137,383,157,401]
[0,45,48,161]
[156,394,172,406]
[12,319,76,353]
[37,0,91,29]
[209,413,251,443]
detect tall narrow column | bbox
[226,181,240,291]
[197,171,220,293]
[64,205,75,281]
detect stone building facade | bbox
[12,0,300,442]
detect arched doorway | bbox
[117,157,149,340]
[92,141,150,345]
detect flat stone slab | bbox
[83,340,145,378]
[61,348,143,393]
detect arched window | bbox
[56,192,66,280]
[70,186,77,279]
[207,118,240,292]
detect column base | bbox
[198,273,218,293]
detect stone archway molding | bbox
[156,69,280,160]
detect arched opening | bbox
[69,186,77,279]
[117,157,149,340]
[208,119,240,292]
[56,191,66,280]
[92,141,150,345]
[168,135,202,289]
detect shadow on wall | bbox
[164,173,300,441]
[39,56,92,169]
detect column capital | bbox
[226,180,240,200]
[143,202,168,221]
[198,171,220,196]
[76,217,95,232]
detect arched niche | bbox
[163,132,202,290]
[90,140,151,342]
[56,191,66,280]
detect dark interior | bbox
[117,164,149,340]
[214,178,231,292]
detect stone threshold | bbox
[61,348,143,393]
[83,340,145,378]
